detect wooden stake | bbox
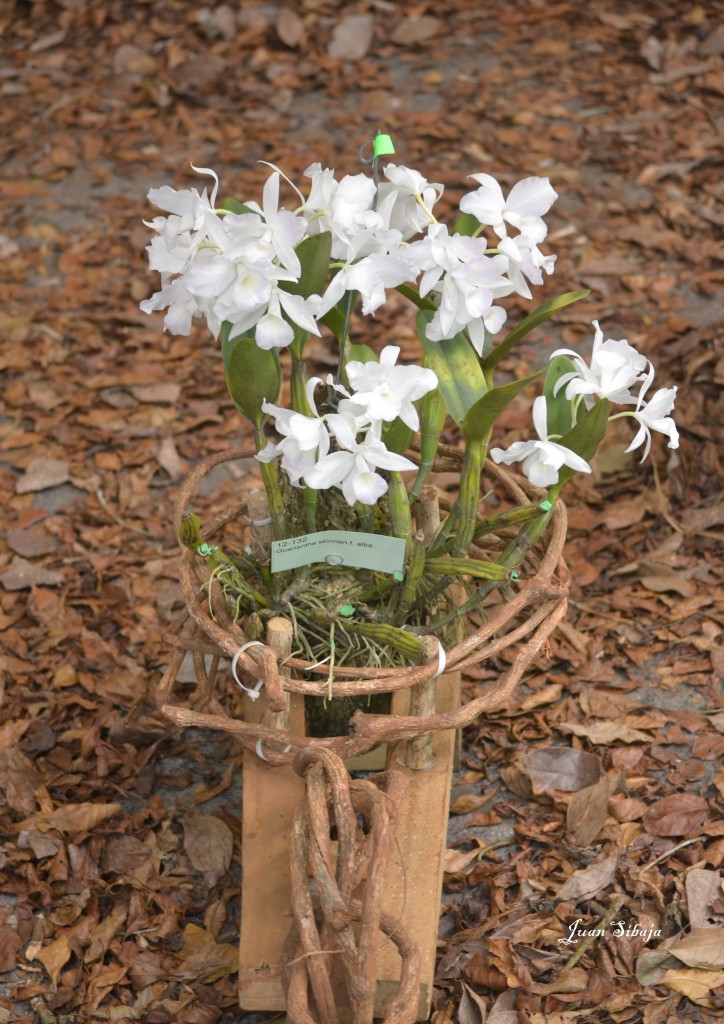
[247,489,272,557]
[265,616,292,731]
[405,635,438,770]
[414,484,440,543]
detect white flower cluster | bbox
[491,321,679,486]
[140,161,558,354]
[257,346,438,506]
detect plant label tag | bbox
[271,530,406,575]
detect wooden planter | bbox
[156,447,569,1024]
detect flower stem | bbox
[334,289,357,386]
[253,426,286,540]
[394,532,426,624]
[355,502,375,533]
[452,433,489,556]
[410,388,446,500]
[303,487,318,531]
[388,472,412,551]
[290,356,312,415]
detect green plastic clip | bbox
[196,543,218,557]
[538,500,553,512]
[338,604,355,617]
[373,133,395,159]
[393,570,405,581]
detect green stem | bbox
[394,534,427,624]
[395,283,436,312]
[410,388,446,500]
[452,433,489,556]
[304,487,318,532]
[388,472,412,551]
[427,495,558,629]
[290,356,312,415]
[253,426,286,541]
[334,290,357,386]
[355,502,375,533]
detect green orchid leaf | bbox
[556,398,611,486]
[461,368,545,440]
[347,343,378,365]
[222,323,281,428]
[417,310,487,427]
[281,231,332,300]
[543,354,577,438]
[221,198,255,215]
[382,416,415,455]
[482,289,591,372]
[281,232,332,359]
[319,305,347,342]
[341,343,378,392]
[396,283,436,311]
[451,212,483,237]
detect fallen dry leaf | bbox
[327,14,374,60]
[449,792,492,815]
[276,7,305,48]
[443,846,482,874]
[391,15,443,45]
[566,777,614,846]
[686,869,724,929]
[130,383,181,405]
[642,794,710,837]
[559,720,656,745]
[183,812,233,887]
[16,457,69,493]
[0,926,22,973]
[526,746,601,795]
[0,556,64,591]
[38,933,72,989]
[17,802,120,834]
[178,923,238,983]
[669,929,724,970]
[660,967,724,1009]
[557,854,618,902]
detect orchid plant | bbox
[142,135,680,672]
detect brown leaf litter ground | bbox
[0,1,722,1021]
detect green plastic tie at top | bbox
[538,500,553,512]
[373,133,395,159]
[338,604,355,618]
[197,543,218,557]
[508,570,521,581]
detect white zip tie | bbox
[432,641,447,678]
[231,640,265,701]
[246,514,272,527]
[255,738,293,762]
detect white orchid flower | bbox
[245,170,306,277]
[625,386,679,461]
[491,396,592,487]
[142,166,220,283]
[460,174,558,243]
[305,416,417,506]
[140,275,203,336]
[551,321,650,408]
[256,378,330,487]
[343,345,438,431]
[497,234,556,300]
[423,250,514,350]
[303,165,380,259]
[146,164,219,232]
[254,288,322,350]
[377,163,444,238]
